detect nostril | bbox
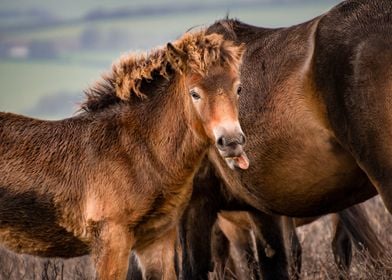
[217,136,226,148]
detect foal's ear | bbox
[166,43,187,73]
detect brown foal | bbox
[0,31,247,279]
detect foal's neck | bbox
[124,75,209,185]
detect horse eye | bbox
[190,90,201,100]
[237,86,242,96]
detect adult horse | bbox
[180,1,392,279]
[0,31,247,279]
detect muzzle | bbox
[214,124,249,170]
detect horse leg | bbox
[217,212,260,280]
[328,38,392,213]
[338,204,384,258]
[282,217,302,280]
[336,203,385,276]
[126,252,143,280]
[179,200,219,280]
[91,222,133,280]
[229,228,261,280]
[135,227,177,280]
[331,213,352,279]
[211,220,234,279]
[250,212,290,280]
[179,168,223,280]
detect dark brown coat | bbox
[180,1,392,279]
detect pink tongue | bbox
[234,153,249,170]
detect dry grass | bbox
[0,251,94,280]
[208,197,392,280]
[297,197,392,280]
[0,197,391,279]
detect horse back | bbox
[0,112,90,189]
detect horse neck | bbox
[122,75,210,184]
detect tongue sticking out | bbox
[232,153,250,170]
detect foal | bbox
[0,31,247,279]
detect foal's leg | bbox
[92,222,134,280]
[135,227,177,280]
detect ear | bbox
[166,43,187,73]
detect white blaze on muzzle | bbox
[212,121,250,170]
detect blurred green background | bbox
[0,0,340,119]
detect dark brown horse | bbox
[180,1,392,279]
[0,31,247,279]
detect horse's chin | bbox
[224,152,249,170]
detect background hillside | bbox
[0,0,339,119]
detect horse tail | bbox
[338,204,384,258]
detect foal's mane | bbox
[81,30,244,112]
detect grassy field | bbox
[0,60,103,118]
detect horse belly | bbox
[263,166,374,216]
[240,71,379,215]
[0,189,89,258]
[0,228,89,258]
[253,132,376,216]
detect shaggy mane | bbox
[81,29,244,112]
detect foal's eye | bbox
[190,89,201,100]
[237,85,242,96]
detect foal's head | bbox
[83,31,249,169]
[165,32,249,169]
